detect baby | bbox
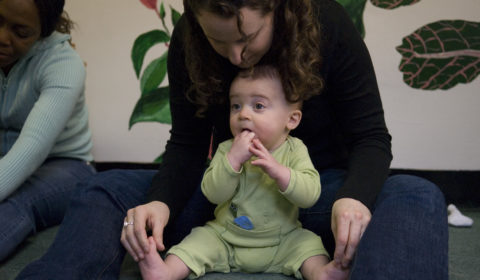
[139,65,348,280]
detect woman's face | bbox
[0,0,41,73]
[196,7,274,69]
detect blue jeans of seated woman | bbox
[0,158,96,262]
[16,169,448,280]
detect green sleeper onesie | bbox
[168,136,329,279]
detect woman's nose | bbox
[228,44,244,66]
[0,26,11,46]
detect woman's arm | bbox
[147,16,212,220]
[0,44,86,201]
[316,0,392,268]
[121,17,213,260]
[320,0,392,209]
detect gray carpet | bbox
[1,207,479,280]
[448,208,480,280]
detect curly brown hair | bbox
[235,64,303,109]
[183,0,323,116]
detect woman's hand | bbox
[120,201,170,262]
[331,198,371,268]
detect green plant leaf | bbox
[336,0,367,38]
[140,51,168,95]
[396,20,480,90]
[153,153,164,163]
[159,2,166,20]
[370,0,421,9]
[129,86,172,129]
[131,30,170,78]
[171,6,181,26]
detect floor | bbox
[1,207,479,279]
[448,207,480,280]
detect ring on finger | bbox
[123,220,134,227]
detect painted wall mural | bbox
[130,0,178,131]
[336,0,421,37]
[337,0,480,91]
[370,0,421,9]
[128,0,479,163]
[335,0,368,38]
[396,20,480,90]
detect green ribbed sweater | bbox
[0,32,93,201]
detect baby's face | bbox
[229,75,294,151]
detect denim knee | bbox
[351,175,448,280]
[73,169,156,212]
[379,174,446,211]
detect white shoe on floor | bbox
[448,204,474,227]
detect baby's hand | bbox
[249,138,277,172]
[227,131,256,171]
[250,139,290,191]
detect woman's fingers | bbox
[331,198,372,268]
[342,212,364,267]
[149,202,170,251]
[332,211,350,266]
[120,202,169,261]
[120,201,171,262]
[133,206,150,253]
[121,208,147,261]
[120,227,137,260]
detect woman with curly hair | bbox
[0,0,94,261]
[138,63,350,279]
[18,0,447,279]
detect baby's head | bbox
[229,65,302,151]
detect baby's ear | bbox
[287,109,302,130]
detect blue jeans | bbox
[17,169,448,279]
[0,158,96,261]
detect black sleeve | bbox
[320,0,393,209]
[147,16,212,222]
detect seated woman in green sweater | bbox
[0,0,95,261]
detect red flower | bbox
[140,0,157,10]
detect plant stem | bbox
[156,9,171,37]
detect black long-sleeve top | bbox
[148,0,392,222]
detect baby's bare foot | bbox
[314,261,349,280]
[138,237,172,280]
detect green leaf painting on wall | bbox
[396,20,480,90]
[370,0,421,9]
[131,30,169,79]
[130,86,171,126]
[335,0,422,38]
[129,0,179,129]
[129,1,479,162]
[336,0,367,38]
